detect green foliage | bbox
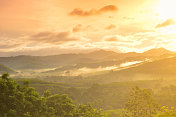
[123,86,159,117]
[15,78,165,110]
[75,103,104,117]
[2,72,9,80]
[7,109,17,117]
[155,106,176,117]
[23,80,30,87]
[0,73,105,117]
[104,109,123,117]
[44,94,75,116]
[43,90,52,97]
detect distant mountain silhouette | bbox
[143,48,173,56]
[0,48,174,70]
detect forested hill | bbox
[86,56,176,83]
[0,64,15,74]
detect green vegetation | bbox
[2,73,176,117]
[13,79,174,110]
[155,107,176,117]
[0,73,104,117]
[123,87,159,117]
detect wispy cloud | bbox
[72,24,91,32]
[156,18,175,28]
[72,24,83,32]
[105,24,116,30]
[31,31,80,44]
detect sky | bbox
[1,0,176,56]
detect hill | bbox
[143,48,174,56]
[0,64,15,74]
[0,48,174,70]
[88,56,176,83]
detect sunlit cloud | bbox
[30,31,80,44]
[72,24,83,32]
[155,18,175,28]
[105,24,116,30]
[0,35,27,52]
[72,24,91,33]
[69,5,118,17]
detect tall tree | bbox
[124,86,159,117]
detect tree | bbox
[0,73,20,116]
[2,72,9,80]
[123,86,159,117]
[45,94,76,117]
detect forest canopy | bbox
[0,73,176,117]
[0,73,104,117]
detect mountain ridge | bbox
[0,48,174,70]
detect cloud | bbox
[0,35,27,52]
[103,35,139,46]
[72,24,83,32]
[105,24,116,30]
[0,43,22,49]
[0,30,90,55]
[99,5,118,12]
[31,31,80,44]
[99,31,174,53]
[69,5,118,16]
[72,24,92,32]
[156,18,175,28]
[1,30,175,56]
[105,37,118,41]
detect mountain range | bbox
[0,48,174,70]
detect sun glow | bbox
[157,0,176,21]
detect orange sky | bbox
[0,0,176,56]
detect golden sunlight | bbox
[2,1,176,116]
[157,0,176,21]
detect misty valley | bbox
[1,48,176,116]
